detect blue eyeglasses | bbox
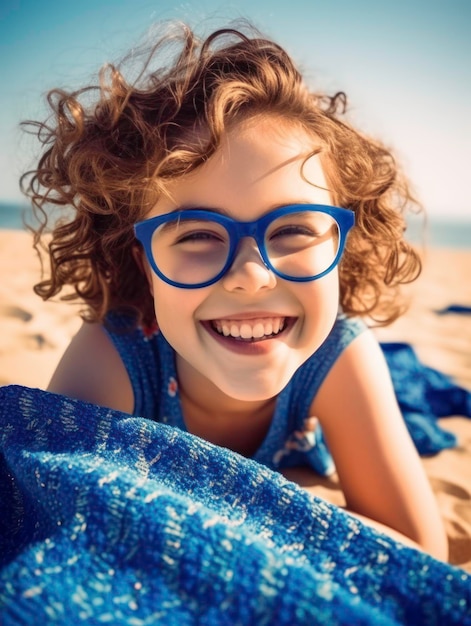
[134,204,354,289]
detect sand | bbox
[0,229,470,571]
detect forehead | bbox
[216,117,323,179]
[152,117,331,216]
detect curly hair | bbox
[21,20,422,327]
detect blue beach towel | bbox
[0,383,470,625]
[380,342,471,454]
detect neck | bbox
[176,355,276,456]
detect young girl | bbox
[23,22,447,560]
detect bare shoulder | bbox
[311,328,448,560]
[47,321,134,414]
[313,327,399,419]
[311,328,408,481]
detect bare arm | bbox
[47,322,134,414]
[309,329,448,561]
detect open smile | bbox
[204,316,295,343]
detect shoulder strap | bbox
[104,312,161,419]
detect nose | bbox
[221,237,277,293]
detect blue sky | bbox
[0,0,469,218]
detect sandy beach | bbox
[0,228,470,571]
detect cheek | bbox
[150,279,203,330]
[299,271,340,340]
[151,281,178,324]
[306,270,339,311]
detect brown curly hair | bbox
[21,20,422,328]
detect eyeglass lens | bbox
[150,211,340,285]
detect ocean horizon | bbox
[0,201,470,250]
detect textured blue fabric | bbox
[0,385,470,625]
[105,313,366,476]
[381,342,471,454]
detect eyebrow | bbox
[167,200,319,218]
[168,205,231,216]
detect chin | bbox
[215,369,293,403]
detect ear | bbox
[132,244,154,296]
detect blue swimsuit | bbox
[105,312,366,476]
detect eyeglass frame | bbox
[134,203,355,289]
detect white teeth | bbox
[240,323,252,339]
[230,323,240,338]
[253,322,265,339]
[212,317,286,341]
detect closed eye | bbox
[160,218,228,246]
[270,225,319,239]
[175,230,226,244]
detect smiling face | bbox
[144,116,340,405]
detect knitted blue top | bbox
[104,312,366,476]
